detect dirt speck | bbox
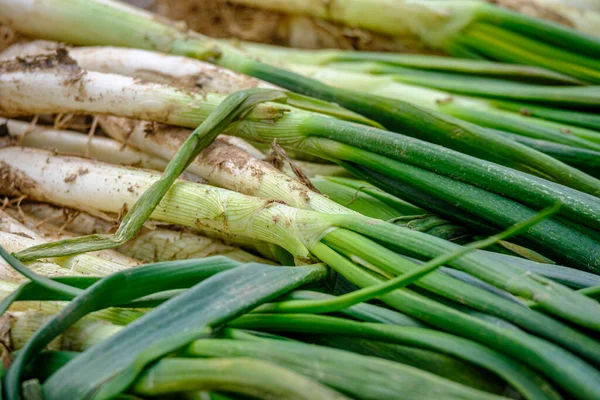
[0,160,41,199]
[63,167,89,183]
[560,128,572,135]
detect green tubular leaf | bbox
[332,152,600,272]
[365,67,599,107]
[333,213,600,331]
[320,229,600,365]
[260,204,556,315]
[458,24,600,83]
[506,135,600,177]
[339,57,579,84]
[312,142,600,272]
[283,92,383,128]
[0,258,243,310]
[310,336,508,395]
[295,115,600,221]
[230,59,600,196]
[13,88,287,262]
[481,251,600,289]
[30,263,325,400]
[309,177,400,220]
[318,176,424,215]
[492,101,600,133]
[475,4,600,58]
[241,43,579,83]
[438,103,600,151]
[580,285,600,300]
[228,314,560,400]
[22,352,78,383]
[131,357,351,400]
[330,255,600,400]
[184,338,506,400]
[278,290,427,327]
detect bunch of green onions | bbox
[2,0,600,194]
[2,103,600,399]
[223,0,600,82]
[2,49,599,272]
[0,2,599,399]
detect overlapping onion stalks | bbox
[4,145,600,399]
[223,0,600,82]
[230,43,600,145]
[2,52,600,271]
[3,0,600,198]
[64,43,600,170]
[5,42,600,177]
[0,205,582,400]
[7,113,585,297]
[493,0,600,37]
[2,201,273,265]
[10,124,597,298]
[0,247,551,400]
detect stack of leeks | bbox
[0,1,600,399]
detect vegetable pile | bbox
[0,1,599,399]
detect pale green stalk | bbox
[19,203,280,265]
[0,282,143,325]
[9,310,122,351]
[0,211,129,275]
[226,0,481,46]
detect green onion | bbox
[131,357,352,400]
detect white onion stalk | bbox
[0,210,129,275]
[0,44,354,215]
[20,202,279,262]
[0,42,277,94]
[1,118,168,171]
[0,43,351,212]
[116,229,275,265]
[0,54,274,125]
[19,202,115,235]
